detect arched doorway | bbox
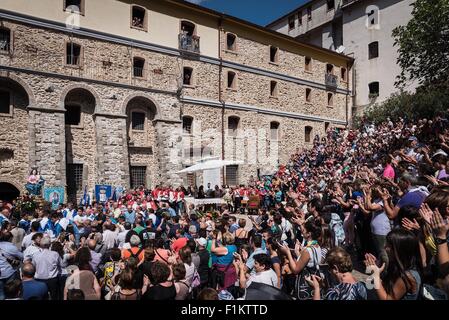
[0,182,20,201]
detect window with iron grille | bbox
[132,112,145,130]
[133,57,145,78]
[67,164,83,197]
[0,28,11,53]
[226,165,239,186]
[66,42,81,65]
[131,166,146,188]
[0,91,10,114]
[228,116,239,137]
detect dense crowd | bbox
[1,110,449,301]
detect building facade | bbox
[267,0,416,114]
[0,0,352,202]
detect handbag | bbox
[294,246,324,300]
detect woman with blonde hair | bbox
[210,232,237,290]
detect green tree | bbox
[392,0,449,87]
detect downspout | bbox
[218,15,225,186]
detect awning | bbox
[177,159,244,173]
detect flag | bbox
[111,186,117,202]
[80,185,88,206]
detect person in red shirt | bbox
[171,229,188,253]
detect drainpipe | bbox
[218,15,225,186]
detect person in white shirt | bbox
[102,223,118,250]
[22,221,41,250]
[23,233,44,262]
[116,222,131,249]
[237,253,279,289]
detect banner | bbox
[43,187,65,210]
[95,185,112,204]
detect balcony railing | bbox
[178,33,200,54]
[325,73,338,89]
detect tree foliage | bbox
[392,0,449,87]
[355,84,449,126]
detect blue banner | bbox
[43,187,65,210]
[95,185,112,204]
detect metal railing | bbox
[0,39,10,53]
[178,33,200,54]
[66,54,80,66]
[133,66,144,78]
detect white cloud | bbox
[186,0,208,4]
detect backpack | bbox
[294,246,325,300]
[127,248,143,260]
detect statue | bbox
[25,168,45,196]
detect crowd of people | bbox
[1,110,449,301]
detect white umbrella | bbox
[177,159,243,173]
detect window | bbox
[270,46,279,63]
[67,163,83,195]
[305,57,312,71]
[226,33,236,51]
[183,67,193,86]
[307,7,312,21]
[182,116,193,134]
[369,82,379,97]
[327,0,335,10]
[327,92,334,106]
[227,71,236,89]
[133,57,145,78]
[66,42,81,66]
[298,11,303,26]
[0,28,11,53]
[326,64,334,74]
[288,15,295,30]
[65,104,81,125]
[270,81,278,97]
[368,41,379,59]
[270,122,280,140]
[228,116,239,137]
[226,165,239,186]
[305,88,312,102]
[64,0,83,13]
[325,122,330,132]
[0,91,10,114]
[341,67,347,82]
[305,126,312,143]
[131,112,145,130]
[181,21,196,37]
[131,6,147,30]
[130,166,146,188]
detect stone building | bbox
[0,0,352,202]
[267,0,416,115]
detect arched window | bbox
[131,5,147,30]
[270,122,280,140]
[228,116,239,137]
[183,67,193,86]
[181,20,196,36]
[0,27,11,53]
[227,71,236,89]
[368,41,379,59]
[369,82,379,97]
[0,90,11,114]
[305,126,312,143]
[226,33,236,51]
[182,116,193,134]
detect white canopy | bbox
[177,159,244,173]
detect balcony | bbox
[178,33,200,54]
[325,73,338,89]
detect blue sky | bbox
[186,0,308,26]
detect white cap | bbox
[432,149,448,158]
[130,235,141,246]
[196,237,207,247]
